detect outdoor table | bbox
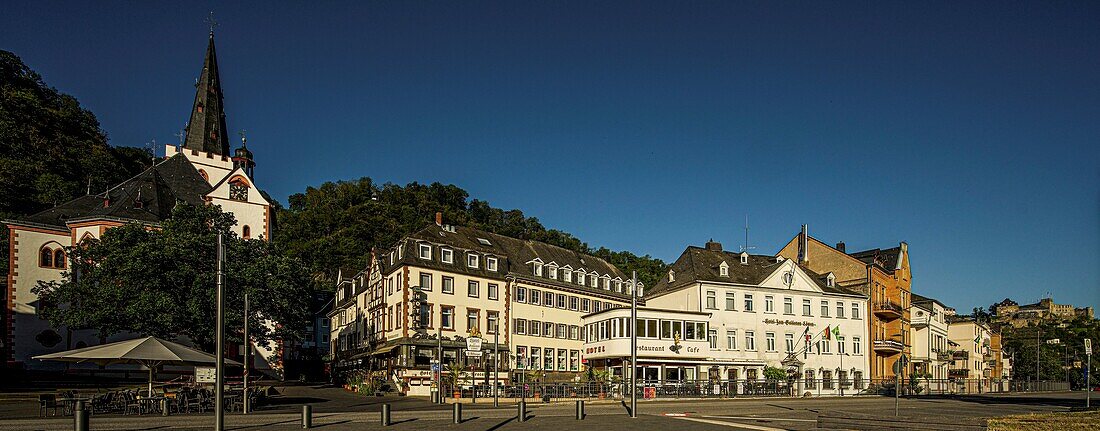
[137,396,166,415]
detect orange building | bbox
[778,225,912,380]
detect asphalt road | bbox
[0,390,1090,430]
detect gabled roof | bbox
[648,245,865,298]
[390,223,631,298]
[911,293,949,310]
[16,154,211,228]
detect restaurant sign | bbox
[763,318,816,327]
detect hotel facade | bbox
[583,240,870,395]
[327,217,640,395]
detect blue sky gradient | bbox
[3,1,1098,313]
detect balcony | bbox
[952,351,969,361]
[936,350,953,361]
[873,339,904,353]
[873,301,903,320]
[948,369,970,378]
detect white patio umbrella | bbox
[34,336,240,395]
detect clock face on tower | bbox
[230,182,248,201]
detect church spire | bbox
[183,31,230,156]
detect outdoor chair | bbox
[122,392,142,415]
[39,394,61,417]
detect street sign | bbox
[195,366,216,383]
[1086,339,1092,355]
[466,337,483,352]
[465,350,484,357]
[1047,339,1061,345]
[892,354,909,374]
[431,363,440,372]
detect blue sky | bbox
[3,1,1098,313]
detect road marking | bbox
[699,415,815,423]
[674,416,789,431]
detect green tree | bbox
[31,204,312,351]
[999,316,1100,388]
[763,366,788,381]
[1,50,150,277]
[275,177,667,289]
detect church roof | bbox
[17,154,211,228]
[183,33,230,156]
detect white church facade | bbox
[3,32,274,371]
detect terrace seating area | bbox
[38,384,263,418]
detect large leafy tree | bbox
[0,50,150,275]
[275,177,667,289]
[32,204,312,351]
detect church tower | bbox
[183,31,230,156]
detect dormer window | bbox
[563,269,572,283]
[740,252,749,265]
[590,275,598,288]
[826,273,836,287]
[441,247,454,264]
[602,277,611,290]
[418,244,431,260]
[668,270,675,283]
[577,271,585,285]
[467,253,479,269]
[534,263,543,276]
[486,257,498,271]
[548,265,558,279]
[614,280,622,292]
[719,261,729,277]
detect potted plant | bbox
[443,363,468,399]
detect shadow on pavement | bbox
[486,417,515,431]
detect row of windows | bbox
[514,286,618,313]
[515,346,581,371]
[513,319,581,340]
[587,318,709,342]
[418,243,499,272]
[804,370,864,389]
[716,329,864,355]
[703,291,861,320]
[530,261,639,295]
[417,272,499,299]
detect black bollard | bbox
[301,405,312,429]
[576,400,584,420]
[518,401,527,422]
[381,403,391,426]
[74,409,89,431]
[452,402,462,424]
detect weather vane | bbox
[205,11,218,35]
[239,129,247,145]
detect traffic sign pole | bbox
[1085,339,1092,408]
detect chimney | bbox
[798,224,809,264]
[705,239,722,251]
[836,242,845,253]
[435,212,443,227]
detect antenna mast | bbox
[741,214,756,253]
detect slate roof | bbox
[912,293,949,309]
[15,153,211,228]
[848,246,902,271]
[647,245,865,298]
[388,223,632,299]
[183,33,230,156]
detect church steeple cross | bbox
[205,11,217,35]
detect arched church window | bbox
[242,225,251,240]
[54,249,66,269]
[39,246,53,268]
[198,169,209,181]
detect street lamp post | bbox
[630,271,637,419]
[243,292,249,414]
[215,233,225,431]
[494,321,499,407]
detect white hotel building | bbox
[328,217,639,395]
[583,241,870,395]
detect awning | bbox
[350,344,399,360]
